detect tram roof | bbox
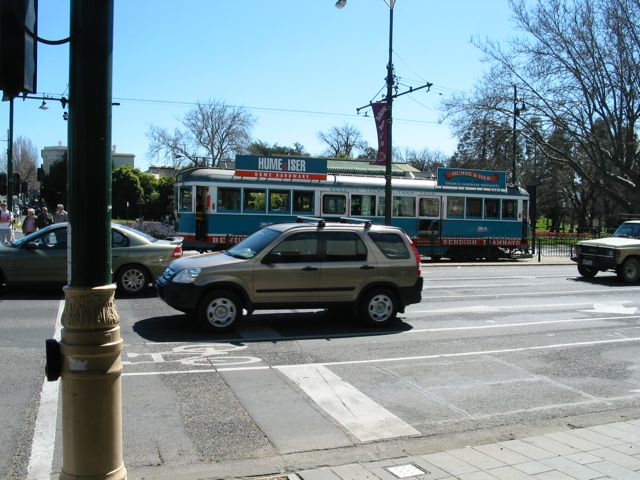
[176,168,529,196]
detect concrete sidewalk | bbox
[289,419,640,480]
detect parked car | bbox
[156,218,423,332]
[571,220,640,283]
[0,222,184,294]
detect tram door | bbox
[195,186,208,241]
[418,196,443,256]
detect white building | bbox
[41,144,135,173]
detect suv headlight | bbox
[601,248,615,258]
[172,267,202,283]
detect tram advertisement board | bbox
[437,168,506,189]
[235,155,328,180]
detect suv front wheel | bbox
[359,288,398,327]
[198,289,242,332]
[617,258,640,283]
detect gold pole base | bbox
[60,284,127,480]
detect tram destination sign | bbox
[437,167,506,189]
[235,155,328,180]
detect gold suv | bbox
[156,218,423,332]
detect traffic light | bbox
[0,173,6,195]
[0,0,38,98]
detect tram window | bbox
[324,232,367,261]
[322,194,346,215]
[523,200,529,222]
[218,187,241,212]
[269,190,290,214]
[377,196,385,217]
[293,191,314,213]
[393,196,416,217]
[484,198,500,218]
[447,196,464,218]
[419,197,440,217]
[502,199,517,219]
[466,197,482,218]
[179,187,193,212]
[244,189,266,212]
[351,195,376,216]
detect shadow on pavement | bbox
[133,309,413,344]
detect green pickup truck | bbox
[571,220,640,283]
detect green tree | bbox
[112,166,144,219]
[247,141,308,157]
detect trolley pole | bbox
[58,1,126,478]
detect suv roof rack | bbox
[296,216,325,228]
[339,217,372,229]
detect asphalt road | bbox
[2,263,640,479]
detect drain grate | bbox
[385,464,427,478]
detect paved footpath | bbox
[289,419,640,480]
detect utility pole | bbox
[383,2,394,225]
[57,1,127,479]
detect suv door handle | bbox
[302,266,318,271]
[360,265,375,270]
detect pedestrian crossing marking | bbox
[277,364,419,442]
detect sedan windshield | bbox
[613,223,640,239]
[226,227,281,259]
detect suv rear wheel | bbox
[359,287,398,327]
[198,289,242,332]
[617,258,640,283]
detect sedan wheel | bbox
[198,290,242,332]
[116,265,149,294]
[617,258,640,283]
[359,288,398,327]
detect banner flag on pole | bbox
[371,101,388,165]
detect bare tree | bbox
[443,0,640,220]
[0,136,39,187]
[399,147,449,174]
[147,99,256,168]
[317,124,369,159]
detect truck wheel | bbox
[198,290,242,332]
[359,288,398,327]
[577,265,598,278]
[616,258,640,283]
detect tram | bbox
[174,155,530,260]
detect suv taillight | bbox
[404,233,421,275]
[172,245,183,257]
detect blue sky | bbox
[2,1,519,171]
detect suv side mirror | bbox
[24,241,38,250]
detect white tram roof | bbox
[176,168,528,196]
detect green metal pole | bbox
[60,1,126,479]
[7,97,13,212]
[68,0,113,285]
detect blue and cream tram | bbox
[174,156,530,260]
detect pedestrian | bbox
[35,206,54,230]
[55,203,68,223]
[22,208,37,234]
[0,201,13,244]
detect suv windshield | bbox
[613,223,640,239]
[226,227,281,259]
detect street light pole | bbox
[336,0,395,225]
[512,84,518,185]
[384,1,395,225]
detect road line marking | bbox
[122,337,640,377]
[421,287,640,299]
[27,300,63,480]
[408,301,598,314]
[276,364,420,442]
[407,316,640,333]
